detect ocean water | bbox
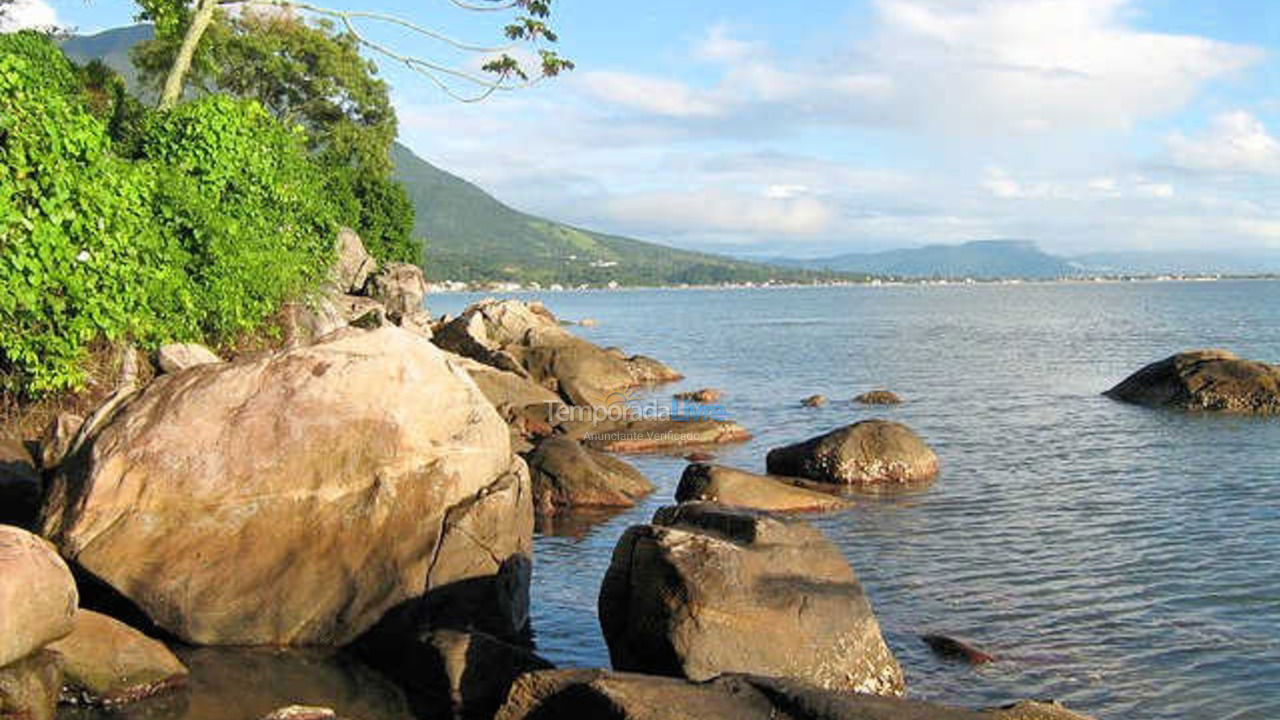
[436,280,1280,720]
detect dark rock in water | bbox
[673,388,723,404]
[675,464,851,513]
[566,417,750,453]
[374,629,553,720]
[854,390,902,405]
[1105,349,1280,414]
[766,419,938,485]
[525,436,654,514]
[921,634,997,665]
[598,503,904,695]
[0,438,42,528]
[493,670,1098,720]
[0,650,63,720]
[801,394,827,408]
[684,451,715,462]
[48,610,188,706]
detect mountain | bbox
[58,25,851,287]
[774,240,1080,279]
[390,144,854,285]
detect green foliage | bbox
[132,10,418,263]
[0,34,339,396]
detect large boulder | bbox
[40,327,532,646]
[47,610,188,705]
[434,300,682,408]
[598,504,904,695]
[1105,349,1280,414]
[494,671,1097,720]
[332,228,377,294]
[675,464,851,513]
[0,439,42,527]
[365,263,428,323]
[0,651,62,720]
[0,527,77,668]
[766,420,938,485]
[525,437,653,514]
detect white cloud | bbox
[695,24,756,63]
[1167,111,1280,175]
[599,189,836,239]
[576,71,723,118]
[0,0,60,31]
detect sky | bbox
[18,0,1280,258]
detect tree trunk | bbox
[158,0,220,110]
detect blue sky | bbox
[18,0,1280,257]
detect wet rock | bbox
[0,527,77,667]
[801,394,827,408]
[365,263,427,324]
[0,439,42,527]
[0,650,62,720]
[766,419,938,485]
[1105,349,1280,414]
[41,327,531,646]
[155,343,222,374]
[675,464,851,513]
[854,390,902,405]
[333,228,377,295]
[525,437,654,514]
[380,629,553,720]
[261,706,338,720]
[598,503,904,695]
[494,670,1098,720]
[921,634,997,665]
[48,610,188,705]
[569,418,750,453]
[673,388,723,404]
[37,413,83,473]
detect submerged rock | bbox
[766,419,938,485]
[801,394,827,408]
[854,390,902,405]
[673,388,723,404]
[675,464,851,513]
[525,437,653,515]
[0,526,77,668]
[494,670,1098,720]
[598,503,904,695]
[48,610,188,705]
[1105,349,1280,414]
[40,327,531,646]
[921,634,997,665]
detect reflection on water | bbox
[59,648,414,720]
[438,281,1280,720]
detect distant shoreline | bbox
[427,274,1280,294]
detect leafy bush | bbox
[0,34,340,396]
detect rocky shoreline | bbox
[8,231,1280,719]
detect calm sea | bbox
[437,280,1280,720]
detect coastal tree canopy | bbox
[134,0,574,110]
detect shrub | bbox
[0,35,340,397]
